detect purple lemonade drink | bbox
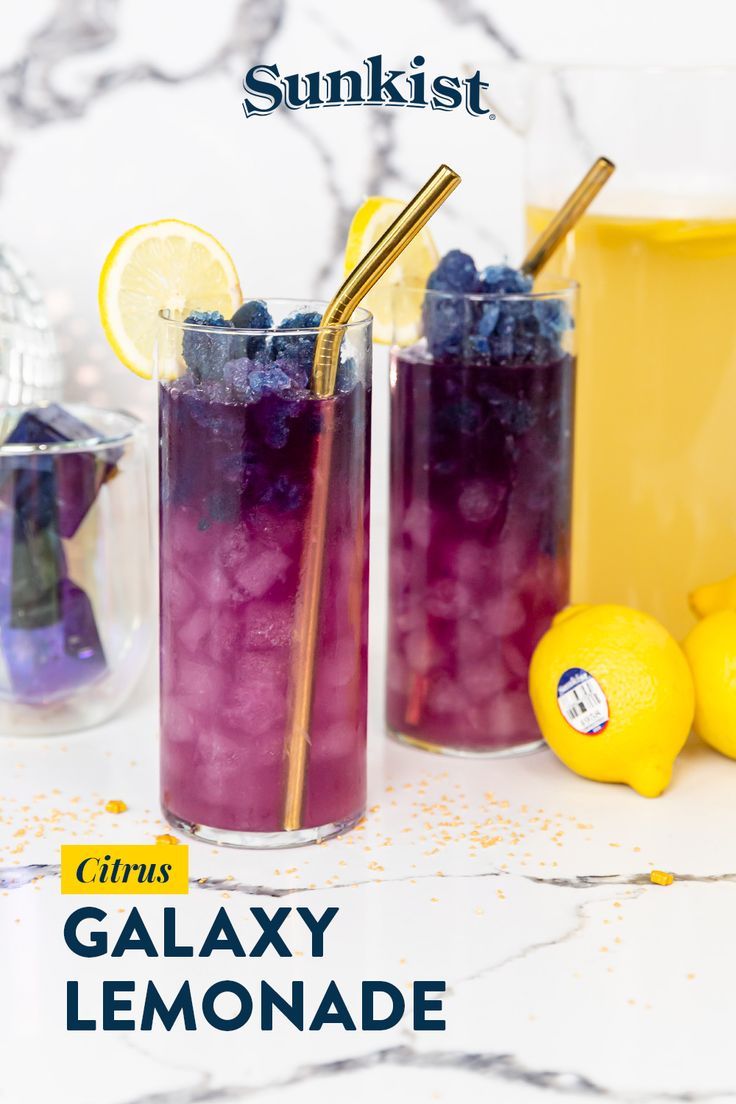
[387,256,576,754]
[158,302,371,846]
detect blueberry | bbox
[231,300,273,330]
[270,310,322,369]
[230,300,273,360]
[426,250,477,293]
[475,265,532,295]
[182,312,233,381]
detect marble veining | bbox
[0,0,284,173]
[430,0,522,59]
[112,1042,735,1104]
[6,861,736,896]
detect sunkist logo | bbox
[242,54,495,120]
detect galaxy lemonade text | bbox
[243,55,495,119]
[65,905,447,1032]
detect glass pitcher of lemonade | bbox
[525,67,736,638]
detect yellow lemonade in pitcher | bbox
[526,208,736,638]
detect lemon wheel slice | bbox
[99,219,242,378]
[343,197,439,346]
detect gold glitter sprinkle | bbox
[105,800,128,814]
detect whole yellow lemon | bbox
[683,610,736,759]
[529,604,694,797]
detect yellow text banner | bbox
[60,844,189,895]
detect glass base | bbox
[163,807,364,850]
[389,728,546,759]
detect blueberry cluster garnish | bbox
[180,302,357,399]
[422,251,571,365]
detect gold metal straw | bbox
[283,164,461,832]
[520,156,615,277]
[311,164,462,397]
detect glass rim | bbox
[0,403,145,457]
[158,301,372,337]
[402,277,578,303]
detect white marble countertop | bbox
[2,669,736,1104]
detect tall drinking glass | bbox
[387,278,576,755]
[526,66,736,638]
[156,303,371,847]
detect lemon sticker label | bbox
[557,667,609,735]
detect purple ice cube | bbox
[182,312,234,382]
[10,521,67,629]
[3,404,121,538]
[1,578,106,703]
[270,310,322,370]
[0,500,67,631]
